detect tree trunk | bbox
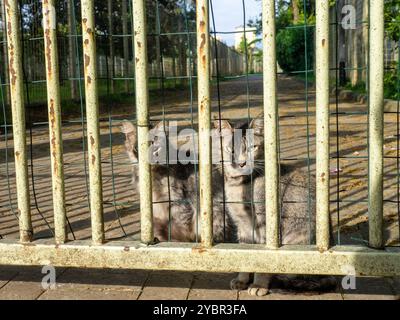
[1,0,10,105]
[67,0,77,100]
[122,0,129,93]
[108,0,115,94]
[292,0,300,24]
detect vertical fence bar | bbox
[263,0,279,249]
[42,0,67,244]
[5,0,32,242]
[132,0,154,244]
[197,0,213,247]
[368,0,384,249]
[315,0,330,250]
[81,0,104,245]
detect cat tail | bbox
[270,275,337,294]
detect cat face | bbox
[121,120,138,164]
[121,120,170,165]
[122,119,264,173]
[213,119,264,179]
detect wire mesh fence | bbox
[0,0,399,261]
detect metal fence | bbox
[0,0,400,277]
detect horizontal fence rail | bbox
[0,0,398,279]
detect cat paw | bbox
[248,284,269,296]
[230,278,249,291]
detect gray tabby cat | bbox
[214,119,336,296]
[121,120,235,243]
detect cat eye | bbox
[225,146,233,153]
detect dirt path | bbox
[0,75,399,245]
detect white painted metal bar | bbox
[368,0,384,249]
[315,0,330,251]
[42,0,67,244]
[81,0,104,245]
[5,0,32,242]
[132,0,154,244]
[262,0,279,249]
[197,0,213,247]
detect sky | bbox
[210,0,261,46]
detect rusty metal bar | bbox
[132,0,154,244]
[197,0,213,247]
[81,0,104,245]
[262,0,279,249]
[1,239,400,276]
[368,0,384,249]
[42,0,67,244]
[5,0,32,242]
[315,0,330,251]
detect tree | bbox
[385,0,400,42]
[292,0,300,24]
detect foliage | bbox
[345,63,400,100]
[17,0,196,63]
[247,1,321,74]
[384,62,400,100]
[385,0,400,42]
[276,26,314,73]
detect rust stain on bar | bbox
[197,0,213,248]
[42,0,67,244]
[81,0,104,245]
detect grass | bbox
[344,69,400,101]
[344,81,367,95]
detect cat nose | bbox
[238,162,246,168]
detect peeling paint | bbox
[84,54,90,68]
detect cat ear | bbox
[121,120,138,159]
[153,121,170,134]
[213,119,232,130]
[121,120,136,135]
[250,118,264,136]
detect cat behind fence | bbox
[121,119,336,296]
